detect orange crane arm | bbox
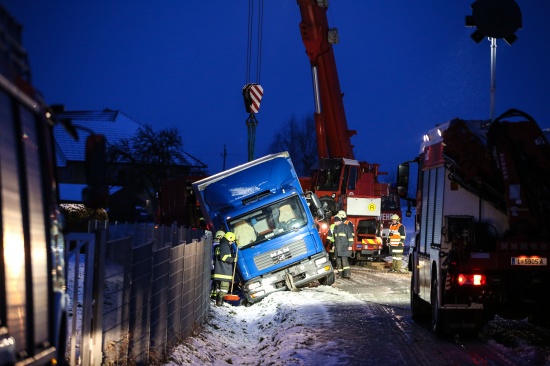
[296,0,356,160]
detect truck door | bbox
[0,82,59,364]
[418,166,445,302]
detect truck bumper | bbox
[438,305,485,332]
[243,252,333,303]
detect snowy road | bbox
[164,266,550,366]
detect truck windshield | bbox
[228,195,308,248]
[382,193,400,210]
[316,167,342,191]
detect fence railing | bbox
[65,223,211,365]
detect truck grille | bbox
[253,239,308,271]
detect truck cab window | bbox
[234,220,257,247]
[228,196,307,248]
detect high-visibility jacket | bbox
[343,218,354,234]
[389,222,406,247]
[327,223,336,243]
[333,223,354,257]
[212,238,236,282]
[326,223,336,252]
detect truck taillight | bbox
[457,274,486,286]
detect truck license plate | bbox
[511,257,547,266]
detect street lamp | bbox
[465,0,522,45]
[465,0,522,121]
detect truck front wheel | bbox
[319,271,335,286]
[411,274,429,322]
[431,275,445,337]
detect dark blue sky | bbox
[3,1,549,175]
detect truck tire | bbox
[319,271,335,286]
[431,275,445,337]
[410,273,429,322]
[528,312,550,328]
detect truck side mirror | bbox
[406,200,412,217]
[305,191,325,221]
[396,163,409,199]
[311,193,325,220]
[83,134,109,209]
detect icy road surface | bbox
[164,266,550,366]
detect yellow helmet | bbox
[391,214,400,221]
[224,232,236,242]
[337,210,347,219]
[215,230,225,239]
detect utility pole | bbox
[222,144,227,171]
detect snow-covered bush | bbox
[60,203,108,232]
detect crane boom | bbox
[296,0,356,160]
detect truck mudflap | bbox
[242,252,333,303]
[437,306,486,335]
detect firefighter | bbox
[212,231,237,306]
[210,230,226,298]
[337,210,354,233]
[212,230,225,269]
[333,216,354,279]
[326,220,337,272]
[388,214,406,272]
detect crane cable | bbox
[245,0,264,162]
[246,0,263,84]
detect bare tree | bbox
[267,115,317,176]
[107,125,205,211]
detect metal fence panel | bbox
[64,223,210,366]
[149,247,170,360]
[181,241,197,335]
[128,242,153,364]
[102,236,132,365]
[167,244,185,347]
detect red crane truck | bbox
[295,0,401,263]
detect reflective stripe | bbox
[389,223,405,246]
[221,254,233,262]
[212,274,234,280]
[327,224,335,242]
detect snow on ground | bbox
[164,211,417,365]
[164,286,362,366]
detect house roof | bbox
[54,109,207,169]
[59,183,122,202]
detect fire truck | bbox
[399,109,550,335]
[0,5,107,364]
[295,0,400,262]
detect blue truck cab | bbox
[193,152,334,303]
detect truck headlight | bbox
[315,257,327,266]
[251,290,265,298]
[247,282,261,291]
